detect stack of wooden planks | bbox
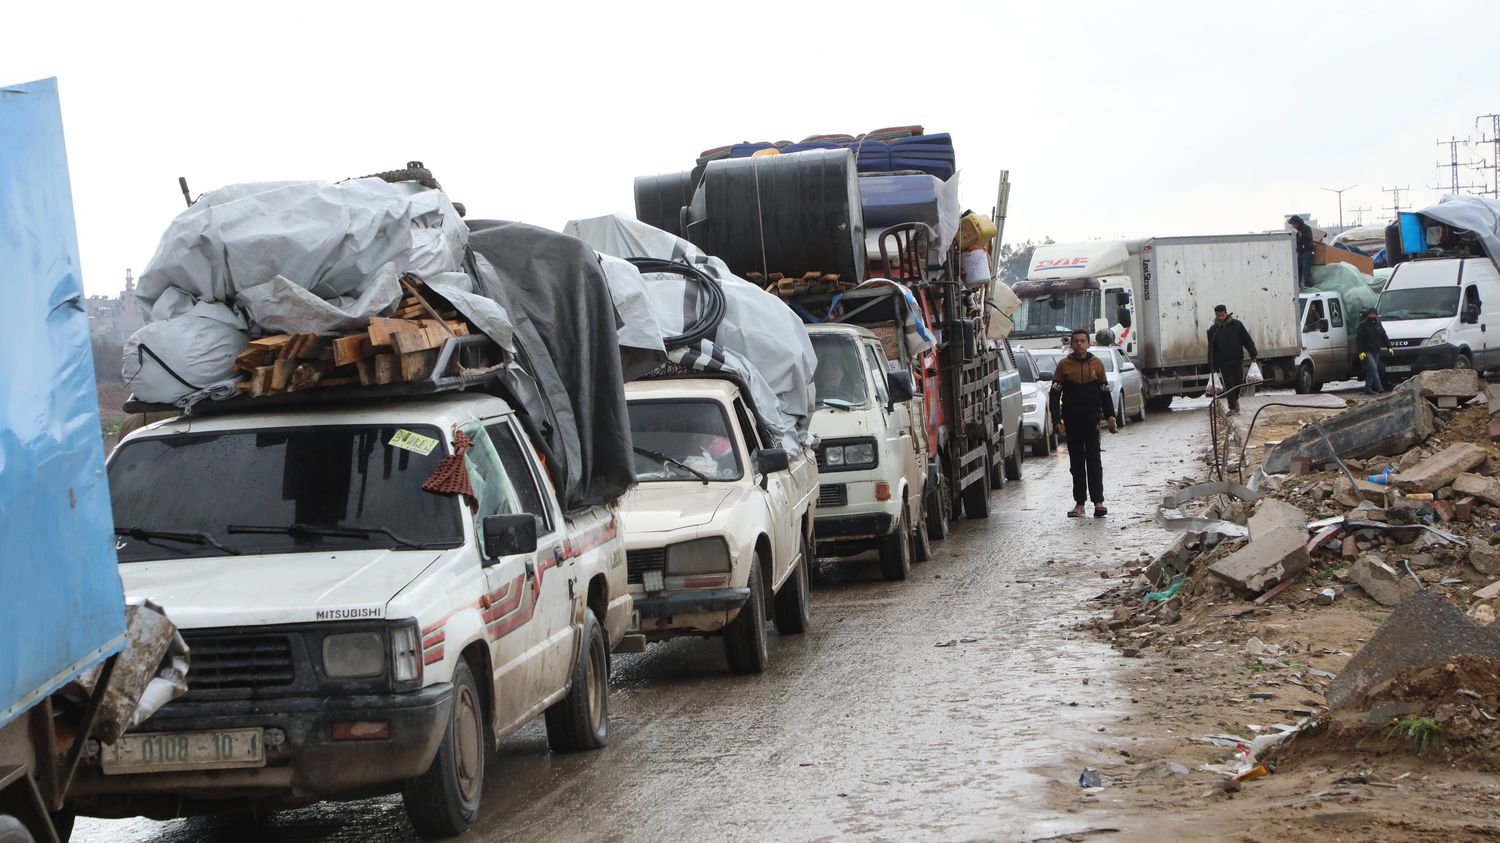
[746,270,854,298]
[233,275,473,397]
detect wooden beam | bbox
[373,354,398,385]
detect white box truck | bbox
[1011,233,1303,408]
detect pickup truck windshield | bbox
[628,400,743,482]
[1012,290,1101,338]
[109,425,464,562]
[1379,287,1460,321]
[811,334,869,406]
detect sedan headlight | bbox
[1423,329,1448,347]
[323,632,385,678]
[818,438,878,470]
[665,537,731,575]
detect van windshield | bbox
[109,425,464,562]
[1012,290,1101,338]
[1379,287,1459,321]
[811,334,870,406]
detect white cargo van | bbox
[1377,257,1500,377]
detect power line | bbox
[1320,183,1357,229]
[1477,114,1500,198]
[1382,185,1411,217]
[1349,206,1372,226]
[1433,136,1485,196]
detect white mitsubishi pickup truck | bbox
[618,377,818,674]
[72,393,631,838]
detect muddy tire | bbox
[773,538,812,635]
[962,457,992,519]
[545,611,609,752]
[1145,394,1174,412]
[912,516,932,563]
[1032,413,1054,457]
[1004,438,1023,481]
[403,660,484,839]
[925,471,951,540]
[879,512,912,581]
[1457,352,1473,370]
[724,560,769,674]
[1294,362,1316,394]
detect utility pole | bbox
[1321,183,1357,229]
[1434,136,1484,196]
[1383,185,1411,217]
[1349,206,1372,227]
[1478,114,1500,198]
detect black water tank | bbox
[634,171,696,238]
[683,148,866,282]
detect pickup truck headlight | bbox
[1422,329,1448,347]
[818,438,878,470]
[391,623,421,683]
[1022,401,1038,415]
[665,537,731,575]
[323,632,385,678]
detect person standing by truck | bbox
[1050,329,1118,518]
[1289,215,1315,287]
[1356,307,1390,394]
[1207,304,1258,414]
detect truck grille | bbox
[626,548,666,585]
[181,631,296,693]
[819,484,848,507]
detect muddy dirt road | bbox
[78,405,1211,843]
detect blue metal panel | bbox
[0,77,125,728]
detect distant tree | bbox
[91,335,124,383]
[997,237,1054,283]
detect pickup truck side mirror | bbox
[886,371,915,405]
[753,448,790,476]
[482,514,538,563]
[1319,318,1330,333]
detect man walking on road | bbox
[1207,304,1258,415]
[1049,329,1118,518]
[1356,307,1390,394]
[1289,215,1315,287]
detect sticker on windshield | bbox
[389,429,439,456]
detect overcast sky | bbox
[6,0,1500,296]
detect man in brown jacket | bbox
[1048,329,1119,517]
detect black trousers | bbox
[1064,417,1104,504]
[1219,363,1245,411]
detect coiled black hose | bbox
[625,257,726,349]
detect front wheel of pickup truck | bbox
[403,660,483,839]
[545,611,610,752]
[774,537,812,635]
[724,560,769,674]
[879,512,912,581]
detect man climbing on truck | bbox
[1049,329,1117,519]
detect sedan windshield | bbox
[109,425,464,562]
[1379,287,1460,321]
[629,400,743,482]
[1087,348,1117,372]
[811,334,870,406]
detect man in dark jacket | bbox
[1049,329,1118,518]
[1356,307,1390,394]
[1207,304,1258,414]
[1289,215,1315,287]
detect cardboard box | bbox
[1314,241,1374,275]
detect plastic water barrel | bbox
[634,171,696,238]
[684,148,866,283]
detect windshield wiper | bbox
[115,526,239,556]
[818,398,856,411]
[632,445,710,485]
[226,522,437,550]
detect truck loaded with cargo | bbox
[632,127,1016,555]
[72,173,643,838]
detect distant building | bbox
[87,269,145,344]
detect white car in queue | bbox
[1031,344,1146,425]
[1014,346,1057,457]
[617,377,819,675]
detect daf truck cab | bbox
[1011,241,1137,357]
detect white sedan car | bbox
[1031,345,1146,426]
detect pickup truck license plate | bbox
[101,728,265,774]
[1386,364,1412,373]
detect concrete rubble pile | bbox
[1086,369,1500,778]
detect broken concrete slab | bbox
[1326,590,1500,709]
[1349,553,1418,607]
[1333,476,1390,507]
[1474,580,1500,601]
[1391,442,1488,493]
[1263,388,1435,475]
[1401,368,1480,404]
[1471,541,1500,576]
[1452,472,1500,507]
[1208,500,1310,597]
[1486,382,1500,413]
